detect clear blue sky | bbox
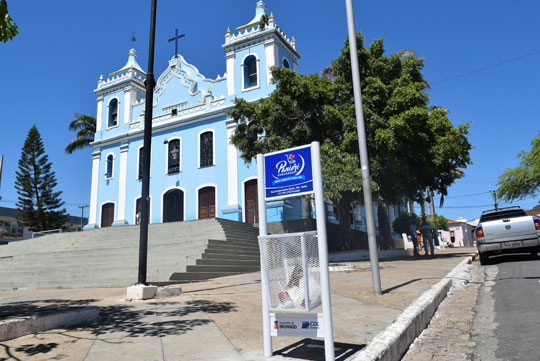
[1,0,539,222]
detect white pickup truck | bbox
[475,207,540,265]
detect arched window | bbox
[105,154,114,178]
[244,55,258,89]
[200,131,213,167]
[167,139,180,174]
[108,98,118,128]
[282,58,290,69]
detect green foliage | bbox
[0,0,18,42]
[392,212,418,235]
[259,13,269,30]
[428,214,449,231]
[65,114,96,154]
[228,32,472,249]
[15,125,68,231]
[497,131,540,202]
[331,33,472,202]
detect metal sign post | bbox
[256,141,334,360]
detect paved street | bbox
[403,254,540,361]
[401,261,482,361]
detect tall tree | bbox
[228,32,472,249]
[0,0,17,42]
[497,131,540,203]
[65,114,96,154]
[15,125,68,231]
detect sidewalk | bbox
[0,248,476,361]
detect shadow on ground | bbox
[274,339,365,361]
[0,298,99,318]
[0,298,237,359]
[96,299,237,338]
[379,250,475,263]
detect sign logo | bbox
[264,145,313,200]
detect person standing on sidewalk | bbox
[420,216,435,256]
[409,215,420,256]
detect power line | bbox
[437,191,490,199]
[431,49,540,85]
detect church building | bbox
[84,1,307,229]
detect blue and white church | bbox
[85,1,308,229]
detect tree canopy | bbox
[0,0,17,42]
[15,125,68,231]
[497,131,540,203]
[228,32,472,249]
[65,114,96,154]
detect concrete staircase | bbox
[0,218,260,290]
[170,218,261,282]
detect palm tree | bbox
[65,114,96,154]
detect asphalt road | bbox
[472,254,540,361]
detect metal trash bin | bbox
[258,231,322,312]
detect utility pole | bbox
[489,189,498,210]
[138,0,158,285]
[78,204,89,228]
[344,0,381,295]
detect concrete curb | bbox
[348,256,473,361]
[329,250,409,262]
[0,306,100,342]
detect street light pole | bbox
[489,189,498,210]
[138,0,158,285]
[344,0,382,295]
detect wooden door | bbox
[163,189,184,222]
[101,203,114,228]
[198,187,216,219]
[244,179,258,224]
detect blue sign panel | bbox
[264,145,314,200]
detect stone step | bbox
[196,258,261,266]
[207,239,258,248]
[0,218,266,290]
[186,264,260,273]
[206,244,259,252]
[204,248,260,256]
[201,253,260,261]
[169,271,247,281]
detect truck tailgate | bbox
[483,216,538,243]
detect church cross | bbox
[168,28,185,58]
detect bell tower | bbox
[222,1,300,98]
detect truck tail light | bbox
[475,225,484,238]
[534,217,540,231]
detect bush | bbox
[392,212,418,235]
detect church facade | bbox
[85,1,307,229]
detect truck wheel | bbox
[479,252,490,265]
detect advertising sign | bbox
[270,313,324,338]
[264,145,313,200]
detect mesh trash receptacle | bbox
[258,231,322,312]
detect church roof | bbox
[108,49,146,77]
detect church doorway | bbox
[163,189,184,222]
[101,203,115,228]
[244,179,258,224]
[198,186,216,219]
